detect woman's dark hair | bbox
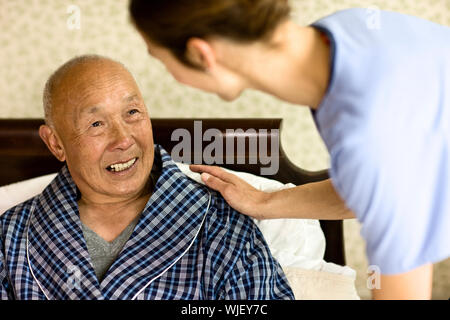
[129,0,291,69]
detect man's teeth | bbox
[109,158,137,172]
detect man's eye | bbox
[91,121,102,128]
[129,109,139,115]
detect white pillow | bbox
[0,173,58,214]
[0,164,359,299]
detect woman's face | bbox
[141,34,246,102]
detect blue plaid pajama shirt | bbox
[0,145,293,300]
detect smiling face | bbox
[41,58,154,204]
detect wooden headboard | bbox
[0,118,345,266]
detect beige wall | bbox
[0,0,449,299]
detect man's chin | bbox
[106,177,151,199]
[102,163,152,194]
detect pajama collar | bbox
[26,145,211,299]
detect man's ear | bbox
[185,38,216,71]
[39,125,66,162]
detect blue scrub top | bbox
[312,8,450,274]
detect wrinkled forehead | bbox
[52,60,142,120]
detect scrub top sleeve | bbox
[313,7,450,275]
[330,131,443,275]
[329,137,398,273]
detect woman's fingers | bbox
[189,164,269,219]
[189,164,238,184]
[200,172,229,194]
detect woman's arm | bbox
[372,264,433,300]
[190,164,355,220]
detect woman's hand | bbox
[189,164,272,219]
[190,165,355,221]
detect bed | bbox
[0,117,345,266]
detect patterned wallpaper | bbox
[1,0,449,299]
[1,0,448,171]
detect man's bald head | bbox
[38,55,154,204]
[42,55,135,128]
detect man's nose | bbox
[109,121,134,151]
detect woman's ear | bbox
[185,38,216,71]
[39,125,66,162]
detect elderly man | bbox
[0,55,293,300]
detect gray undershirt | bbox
[81,215,140,282]
[81,169,160,283]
